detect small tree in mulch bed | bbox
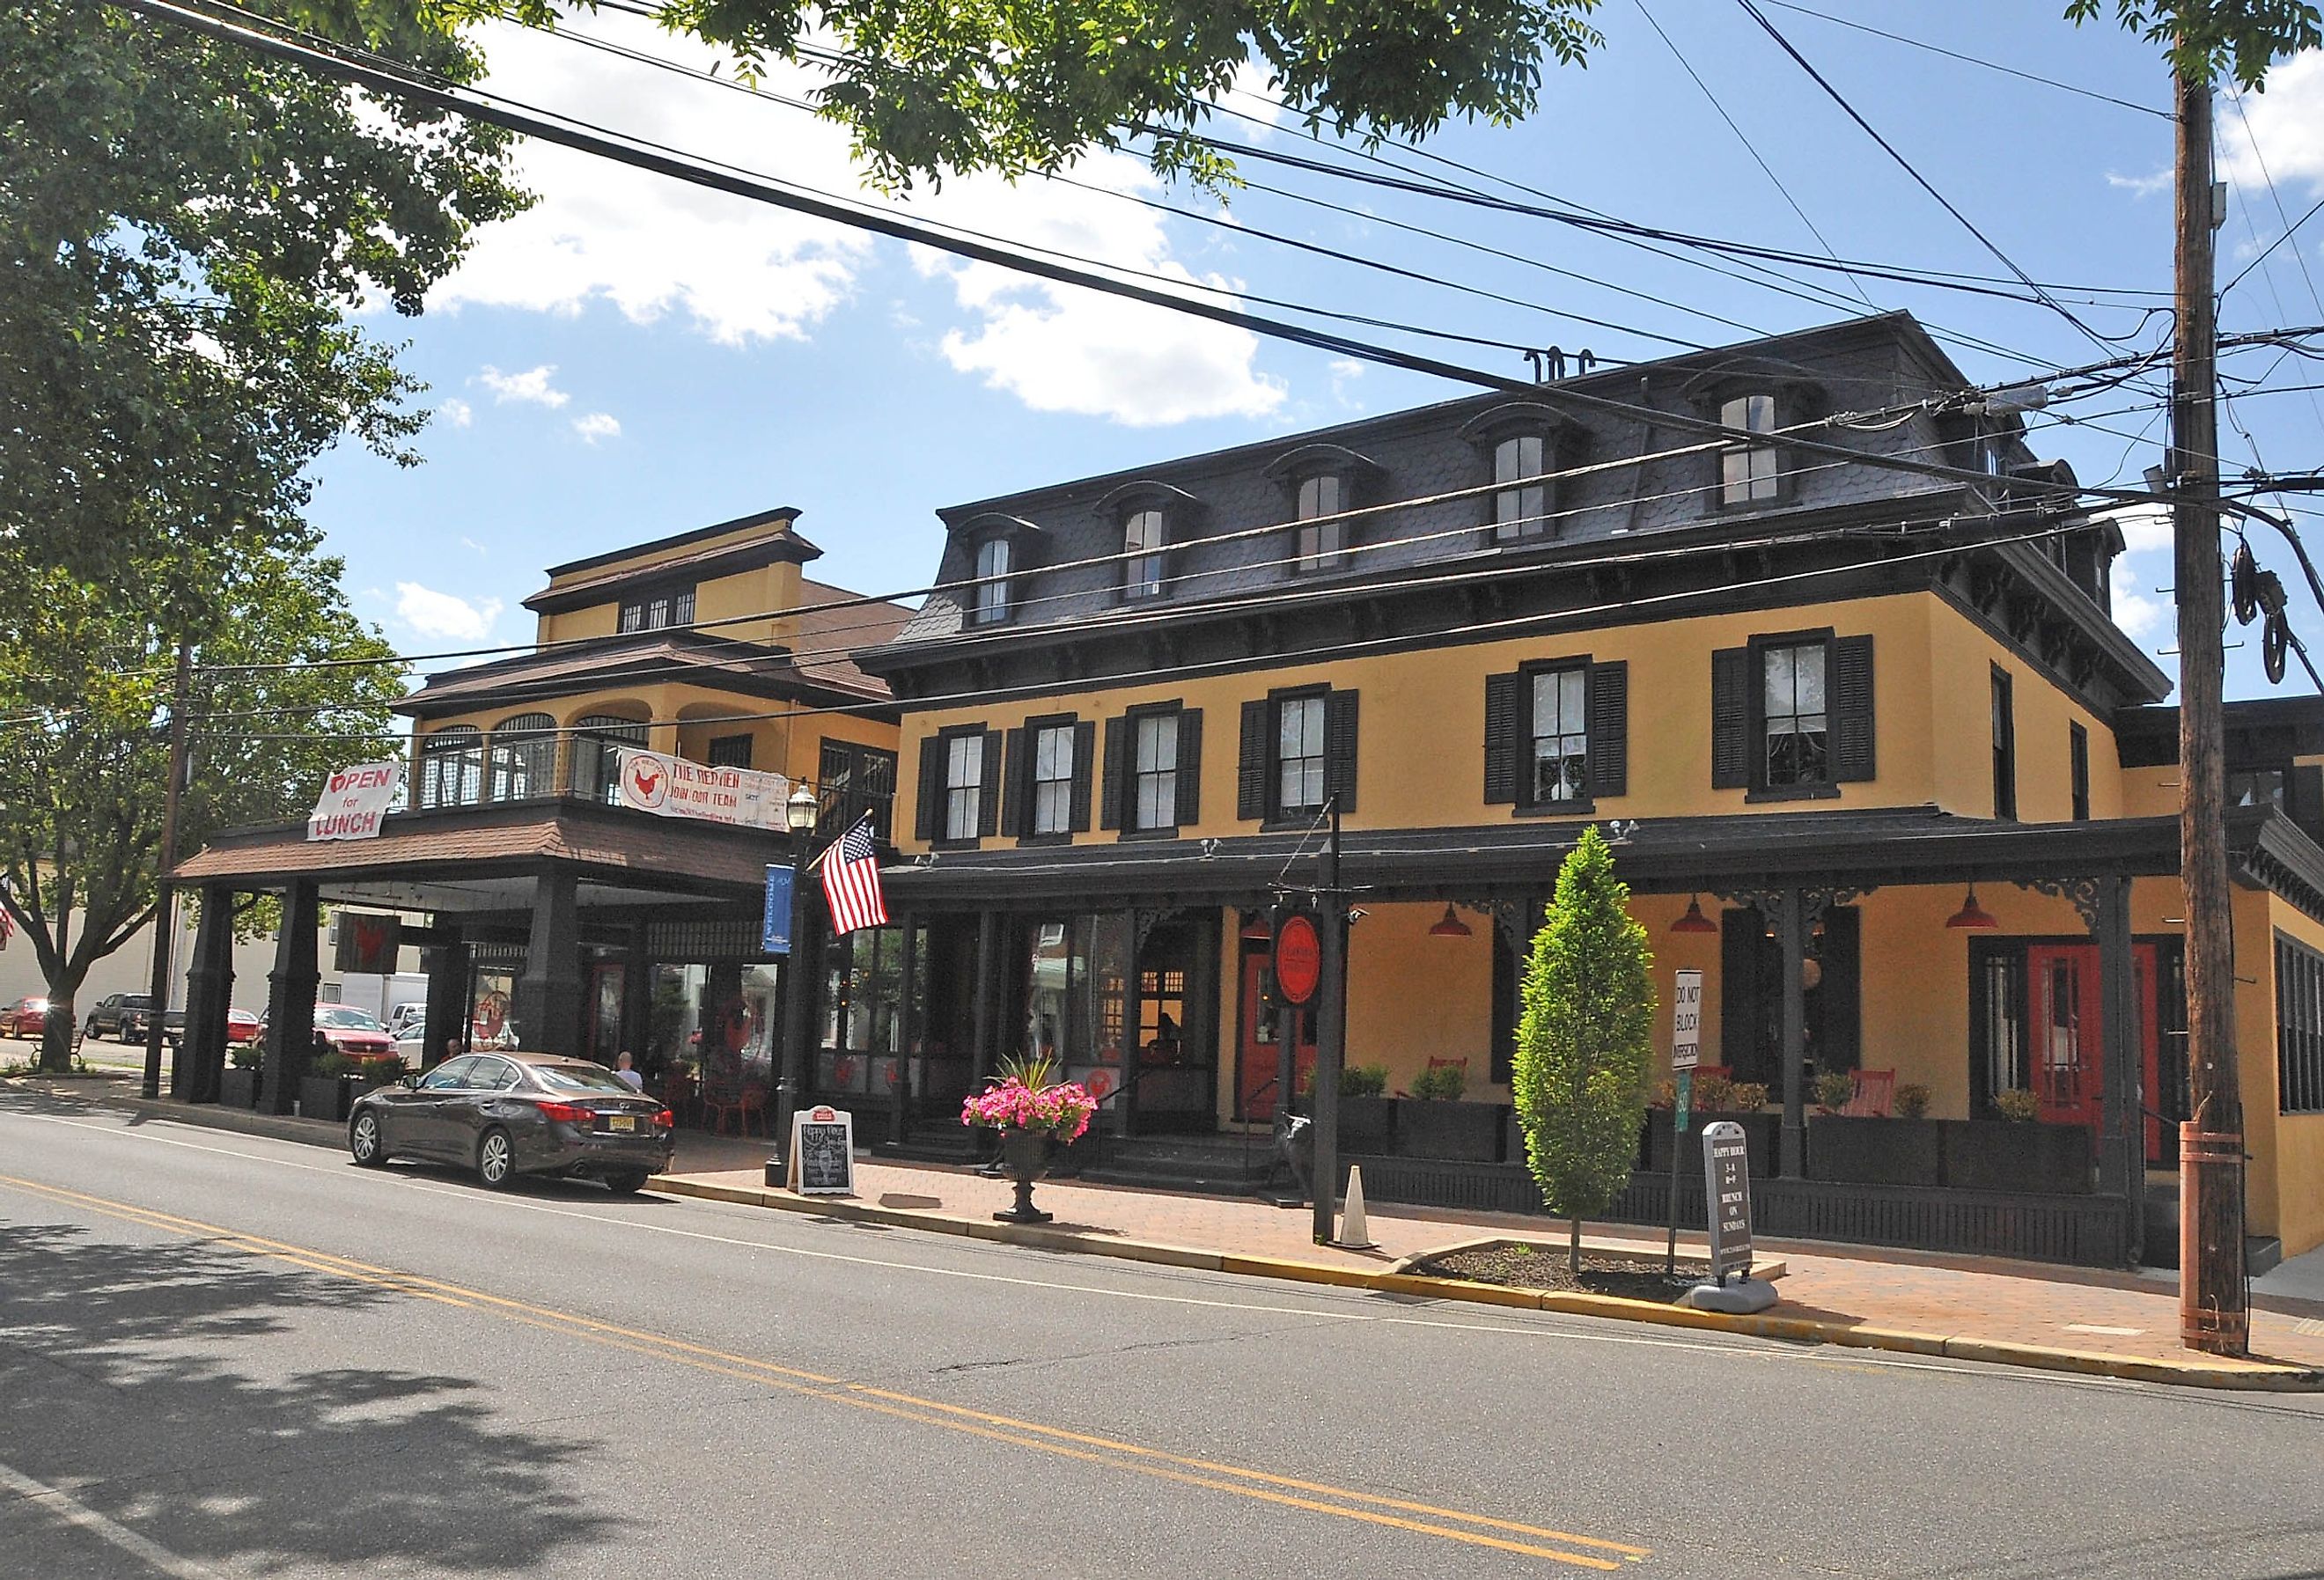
[1514,826,1657,1274]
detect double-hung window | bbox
[944,733,984,841]
[1276,694,1327,816]
[1761,639,1828,787]
[1122,509,1166,599]
[1718,393,1782,507]
[1030,723,1075,837]
[619,584,695,633]
[1494,433,1549,541]
[1529,666,1590,805]
[1133,712,1180,832]
[1294,474,1346,573]
[972,537,1012,625]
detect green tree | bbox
[0,542,407,1074]
[2063,2,2320,89]
[461,0,1602,190]
[1,1,527,584]
[1513,825,1655,1274]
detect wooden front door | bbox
[1236,947,1315,1123]
[2025,943,2162,1134]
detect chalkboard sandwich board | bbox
[788,1106,857,1195]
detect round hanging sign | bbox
[1274,913,1322,1006]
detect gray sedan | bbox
[349,1050,675,1193]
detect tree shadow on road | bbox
[0,1220,633,1574]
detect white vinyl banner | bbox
[306,761,402,841]
[616,747,794,831]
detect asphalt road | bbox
[2,1088,2320,1580]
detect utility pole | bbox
[2171,62,2248,1356]
[1309,802,1346,1246]
[141,639,192,1102]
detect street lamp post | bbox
[769,782,820,1178]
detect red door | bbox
[1237,950,1315,1122]
[2025,944,2163,1136]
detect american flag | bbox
[817,812,888,935]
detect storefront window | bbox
[1019,915,1129,1108]
[818,924,925,1096]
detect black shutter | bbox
[1483,671,1524,805]
[978,728,1003,837]
[1000,727,1028,838]
[1324,689,1359,814]
[1832,634,1876,783]
[1720,907,1764,1085]
[1711,646,1752,789]
[914,735,943,841]
[1237,700,1269,820]
[1099,717,1128,830]
[1815,906,1861,1074]
[1174,708,1202,827]
[1069,719,1096,833]
[1588,661,1628,799]
[2294,763,2324,848]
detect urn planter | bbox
[1806,1115,1945,1187]
[299,1074,355,1124]
[218,1068,258,1110]
[994,1129,1056,1224]
[1393,1099,1507,1163]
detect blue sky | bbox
[306,2,2324,702]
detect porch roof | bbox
[883,803,2324,917]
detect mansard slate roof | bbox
[874,313,2044,656]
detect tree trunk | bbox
[1568,1214,1583,1275]
[37,977,82,1074]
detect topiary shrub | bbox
[1514,827,1657,1274]
[1894,1083,1931,1119]
[1342,1063,1388,1099]
[1813,1068,1856,1113]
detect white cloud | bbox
[394,582,504,642]
[910,151,1284,426]
[419,14,1275,425]
[2096,503,2173,555]
[571,411,622,444]
[460,536,489,555]
[2105,168,2171,198]
[2111,556,2168,642]
[478,364,570,408]
[435,396,474,427]
[2221,54,2324,193]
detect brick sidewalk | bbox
[663,1149,2324,1376]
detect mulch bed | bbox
[1410,1242,1706,1303]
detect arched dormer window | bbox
[1459,402,1573,544]
[418,727,483,810]
[1098,481,1202,602]
[488,713,556,803]
[974,536,1012,624]
[951,512,1045,628]
[1682,365,1825,511]
[1262,444,1382,576]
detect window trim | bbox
[935,724,989,847]
[1120,507,1168,601]
[1291,471,1351,575]
[1747,628,1838,801]
[969,534,1014,627]
[1516,658,1595,814]
[1019,711,1079,844]
[1990,665,2018,821]
[2070,721,2092,822]
[1127,704,1183,836]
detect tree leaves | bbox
[2063,0,2322,91]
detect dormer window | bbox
[619,584,695,634]
[1719,393,1781,507]
[1459,401,1570,545]
[972,536,1012,625]
[1122,509,1166,599]
[1295,474,1346,573]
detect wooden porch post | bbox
[2094,875,2144,1257]
[1778,886,1808,1179]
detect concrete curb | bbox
[18,1086,2319,1393]
[644,1174,2324,1393]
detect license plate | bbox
[606,1114,636,1133]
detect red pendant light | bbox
[1945,884,2000,930]
[1669,894,1718,935]
[1427,904,1474,937]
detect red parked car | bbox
[312,1004,396,1057]
[226,1009,263,1045]
[0,997,49,1039]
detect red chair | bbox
[1840,1068,1896,1118]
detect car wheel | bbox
[605,1169,651,1195]
[476,1127,517,1190]
[349,1111,385,1167]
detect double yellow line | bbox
[0,1173,1650,1569]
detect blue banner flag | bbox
[763,864,794,955]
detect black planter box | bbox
[1943,1121,2094,1195]
[1339,1096,1397,1156]
[299,1074,354,1124]
[1644,1112,1780,1178]
[219,1068,259,1109]
[1807,1115,1945,1187]
[1394,1099,1507,1162]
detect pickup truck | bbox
[84,994,156,1041]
